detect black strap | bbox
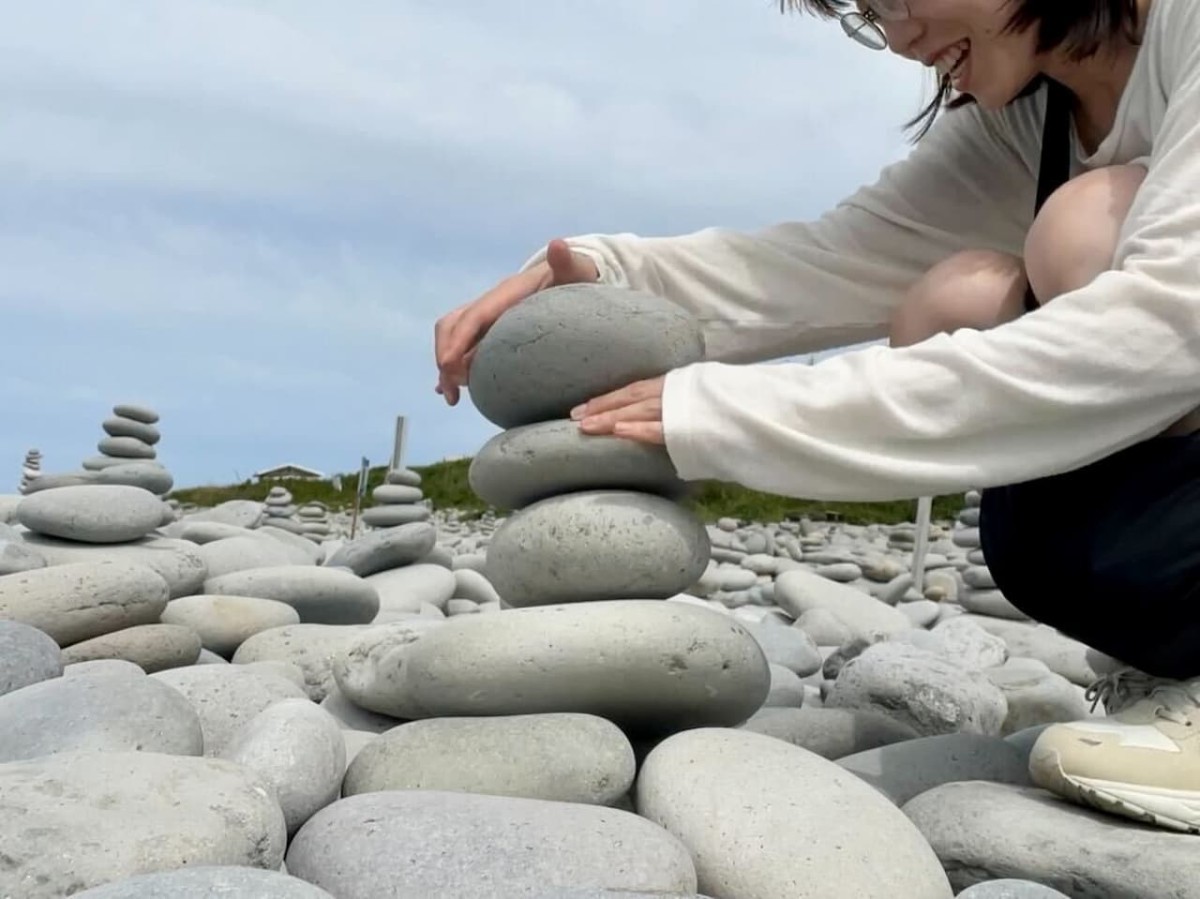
[1024,79,1073,311]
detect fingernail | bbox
[569,405,586,420]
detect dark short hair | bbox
[780,0,1143,139]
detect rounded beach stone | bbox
[775,568,910,641]
[92,462,174,495]
[63,658,144,679]
[739,706,919,759]
[97,436,156,459]
[286,790,698,898]
[0,750,285,897]
[955,881,1071,898]
[220,699,346,836]
[73,866,335,898]
[232,624,367,702]
[21,534,208,598]
[371,484,423,504]
[742,621,822,676]
[0,620,62,696]
[469,420,687,510]
[320,685,404,732]
[637,728,953,898]
[0,560,169,647]
[196,535,312,579]
[324,522,437,577]
[764,664,806,708]
[332,601,768,734]
[385,468,421,486]
[112,403,159,424]
[60,623,202,672]
[467,283,705,428]
[362,563,457,616]
[161,594,302,658]
[0,670,203,763]
[101,416,161,445]
[984,657,1088,735]
[452,568,501,605]
[204,566,380,625]
[485,491,709,606]
[0,534,46,575]
[902,781,1200,897]
[343,713,635,805]
[16,485,165,543]
[360,504,431,527]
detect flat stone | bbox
[64,658,144,678]
[960,616,1103,687]
[775,569,910,641]
[97,435,156,459]
[343,713,635,805]
[739,706,918,759]
[960,588,1030,620]
[319,685,405,732]
[92,462,174,495]
[0,751,285,897]
[73,866,335,898]
[362,563,456,617]
[638,728,952,899]
[18,471,100,494]
[324,522,437,577]
[21,534,208,598]
[955,882,1071,898]
[764,663,806,707]
[485,491,709,606]
[361,504,431,527]
[743,621,822,676]
[0,560,169,647]
[286,790,698,898]
[902,782,1200,897]
[179,521,258,544]
[0,670,202,762]
[0,620,61,696]
[81,455,128,471]
[60,623,202,672]
[984,657,1089,735]
[452,567,501,605]
[899,599,942,628]
[220,699,345,836]
[112,403,159,424]
[101,415,161,445]
[837,733,1030,805]
[332,601,768,736]
[385,468,421,486]
[469,420,686,510]
[204,566,379,625]
[17,485,164,543]
[180,500,265,530]
[232,624,367,701]
[371,484,423,504]
[161,594,302,658]
[794,608,854,646]
[197,535,311,579]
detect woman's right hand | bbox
[434,238,599,406]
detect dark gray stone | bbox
[97,436,156,459]
[468,283,705,429]
[101,416,161,445]
[17,484,164,543]
[324,522,437,577]
[112,403,159,424]
[92,461,174,496]
[739,706,919,759]
[74,866,334,898]
[0,620,62,696]
[203,566,379,625]
[469,420,687,510]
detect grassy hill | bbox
[170,458,964,526]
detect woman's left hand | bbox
[571,376,666,445]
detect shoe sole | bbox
[1032,748,1200,835]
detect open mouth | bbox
[934,39,972,89]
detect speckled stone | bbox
[17,485,165,543]
[73,867,334,898]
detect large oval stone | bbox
[92,462,174,496]
[102,416,161,445]
[21,535,207,598]
[286,790,697,898]
[60,623,202,672]
[16,485,165,543]
[0,560,169,647]
[468,283,705,428]
[232,624,367,701]
[0,751,286,897]
[74,866,334,898]
[485,491,709,606]
[204,566,379,624]
[469,420,687,510]
[638,728,953,899]
[161,595,302,658]
[0,620,62,696]
[323,522,437,577]
[332,600,769,735]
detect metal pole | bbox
[350,456,369,538]
[391,416,408,472]
[912,495,933,595]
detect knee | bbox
[1024,163,1147,303]
[890,249,1026,347]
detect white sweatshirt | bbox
[523,0,1200,501]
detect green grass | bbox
[169,457,962,525]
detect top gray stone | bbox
[102,416,161,445]
[467,283,705,429]
[112,403,159,424]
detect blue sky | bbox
[3,0,927,489]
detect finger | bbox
[546,238,599,285]
[436,269,541,379]
[612,420,666,445]
[571,377,662,420]
[578,396,662,434]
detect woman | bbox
[434,0,1200,834]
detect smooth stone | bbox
[363,563,456,615]
[81,455,129,471]
[286,790,698,898]
[342,729,378,766]
[64,658,145,678]
[220,699,345,836]
[60,623,202,672]
[485,491,710,607]
[469,420,687,510]
[333,601,768,735]
[17,484,164,543]
[361,504,431,527]
[960,588,1030,620]
[0,534,46,575]
[960,617,1103,687]
[0,670,202,762]
[451,567,501,605]
[319,685,405,732]
[12,471,98,494]
[323,522,437,577]
[794,608,853,646]
[744,621,822,676]
[371,484,423,504]
[903,782,1200,897]
[765,663,806,707]
[20,534,207,598]
[445,598,479,614]
[385,468,421,486]
[837,733,1030,805]
[151,665,309,756]
[0,560,169,646]
[112,403,159,424]
[898,617,1009,669]
[197,535,311,579]
[74,866,335,898]
[343,713,635,805]
[739,706,919,759]
[813,561,862,582]
[92,462,174,495]
[775,568,910,641]
[0,495,22,524]
[232,624,367,702]
[468,283,705,429]
[638,728,953,899]
[0,620,62,696]
[101,415,161,445]
[963,565,997,589]
[417,544,454,568]
[984,657,1089,735]
[180,500,265,530]
[828,643,1008,736]
[177,521,256,544]
[204,566,379,625]
[0,751,285,897]
[258,525,325,563]
[955,882,1070,898]
[899,599,941,628]
[97,435,156,459]
[161,594,302,658]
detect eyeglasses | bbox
[840,0,910,51]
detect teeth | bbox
[934,40,969,76]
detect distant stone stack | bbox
[954,489,1027,620]
[296,501,332,543]
[79,404,174,496]
[18,449,42,494]
[261,487,301,532]
[362,469,431,529]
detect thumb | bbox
[545,238,599,285]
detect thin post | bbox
[350,456,369,538]
[391,416,408,472]
[912,495,934,595]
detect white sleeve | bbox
[661,33,1200,501]
[522,100,1037,364]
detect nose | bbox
[881,18,923,59]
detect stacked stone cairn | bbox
[261,485,301,532]
[362,468,431,528]
[296,501,332,543]
[952,489,1029,621]
[0,370,1192,896]
[18,449,41,494]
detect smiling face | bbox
[873,0,1042,108]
